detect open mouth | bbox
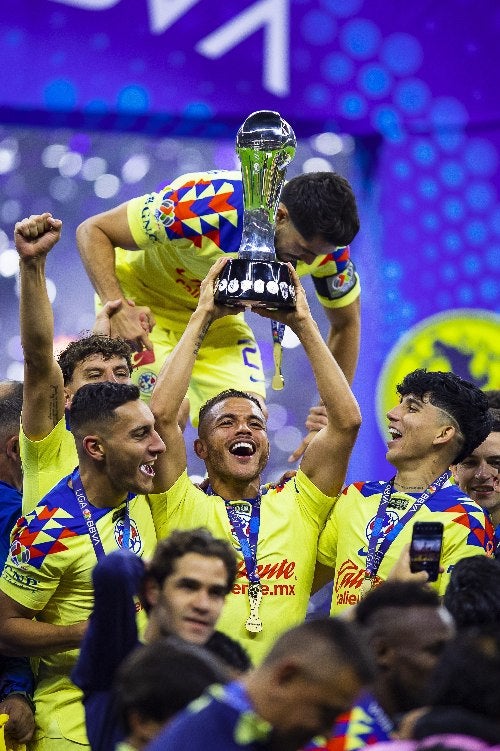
[388,427,402,440]
[229,441,256,457]
[140,463,155,477]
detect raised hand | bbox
[14,213,62,259]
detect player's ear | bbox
[83,435,105,461]
[194,437,208,460]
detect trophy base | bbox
[214,259,296,310]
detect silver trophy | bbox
[214,110,297,309]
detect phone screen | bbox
[409,521,444,582]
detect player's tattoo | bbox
[194,322,210,356]
[49,385,59,426]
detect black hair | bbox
[484,390,500,410]
[488,408,500,433]
[205,630,252,674]
[57,334,132,385]
[69,382,140,436]
[113,636,228,734]
[443,556,500,629]
[264,616,374,685]
[198,389,264,435]
[145,528,237,595]
[0,381,23,440]
[396,369,493,463]
[354,581,441,626]
[280,172,360,246]
[423,627,500,723]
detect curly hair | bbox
[396,369,493,464]
[57,334,132,385]
[280,172,360,246]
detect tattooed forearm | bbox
[48,385,59,426]
[193,321,211,357]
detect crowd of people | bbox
[0,167,498,751]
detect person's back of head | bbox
[354,580,441,627]
[280,172,360,246]
[396,369,492,463]
[443,555,500,629]
[205,630,252,677]
[0,380,23,489]
[484,390,500,410]
[113,636,228,750]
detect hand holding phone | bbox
[409,521,444,582]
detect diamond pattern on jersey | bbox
[12,505,78,569]
[154,178,241,251]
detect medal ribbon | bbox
[206,484,263,631]
[71,468,132,561]
[271,320,285,391]
[364,470,451,579]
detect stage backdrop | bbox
[0,0,499,483]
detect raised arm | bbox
[255,266,361,497]
[15,213,66,441]
[288,297,361,463]
[150,257,239,490]
[76,203,154,350]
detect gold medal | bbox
[359,575,373,599]
[245,581,263,633]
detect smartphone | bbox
[409,521,444,582]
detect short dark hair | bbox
[423,627,500,723]
[0,381,23,441]
[205,630,252,674]
[264,616,374,685]
[113,636,228,734]
[488,408,500,433]
[484,389,500,410]
[69,382,140,437]
[443,556,500,629]
[146,528,237,595]
[396,369,493,463]
[354,581,441,626]
[58,334,132,385]
[198,389,264,435]
[280,172,360,246]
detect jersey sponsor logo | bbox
[9,539,30,567]
[3,564,38,589]
[114,517,142,555]
[175,267,201,299]
[376,309,500,441]
[335,559,382,605]
[137,370,157,396]
[232,581,296,596]
[236,558,296,580]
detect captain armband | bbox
[311,260,358,301]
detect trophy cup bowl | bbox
[214,110,297,310]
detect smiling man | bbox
[148,256,362,663]
[452,408,500,552]
[313,369,494,616]
[0,382,167,751]
[76,169,361,461]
